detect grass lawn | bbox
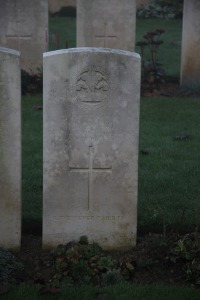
[49,16,76,50]
[138,96,200,234]
[1,284,200,300]
[22,96,42,233]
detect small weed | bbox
[167,234,200,285]
[0,248,24,284]
[136,29,165,93]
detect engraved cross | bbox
[95,23,117,47]
[69,146,112,211]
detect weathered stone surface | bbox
[43,48,141,250]
[0,47,21,250]
[0,0,48,73]
[77,0,136,51]
[181,0,200,87]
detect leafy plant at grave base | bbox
[101,269,125,286]
[52,236,135,286]
[166,234,200,286]
[21,67,43,95]
[136,29,165,92]
[137,0,183,19]
[0,248,25,284]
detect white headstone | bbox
[43,48,141,250]
[181,0,200,87]
[0,0,48,73]
[77,0,136,51]
[0,47,21,250]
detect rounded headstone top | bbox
[43,47,141,60]
[0,47,20,56]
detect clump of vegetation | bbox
[137,0,183,19]
[167,234,200,286]
[21,68,43,95]
[136,29,165,93]
[52,236,135,286]
[0,248,25,284]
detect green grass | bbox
[138,97,200,233]
[1,284,200,300]
[22,96,42,233]
[49,16,76,50]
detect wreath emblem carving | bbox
[76,66,108,104]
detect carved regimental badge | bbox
[76,65,108,105]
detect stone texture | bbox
[181,0,200,87]
[0,47,21,250]
[77,0,136,51]
[43,48,141,250]
[0,0,48,73]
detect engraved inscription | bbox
[6,9,32,40]
[69,146,112,211]
[55,216,123,221]
[76,65,108,104]
[95,23,117,47]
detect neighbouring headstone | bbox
[77,0,136,51]
[181,0,200,87]
[0,47,21,250]
[43,48,141,250]
[0,0,48,73]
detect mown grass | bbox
[1,284,200,300]
[49,16,76,50]
[138,96,200,234]
[22,96,42,233]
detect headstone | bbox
[0,47,21,250]
[77,0,136,51]
[43,48,141,250]
[0,0,48,73]
[181,0,200,87]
